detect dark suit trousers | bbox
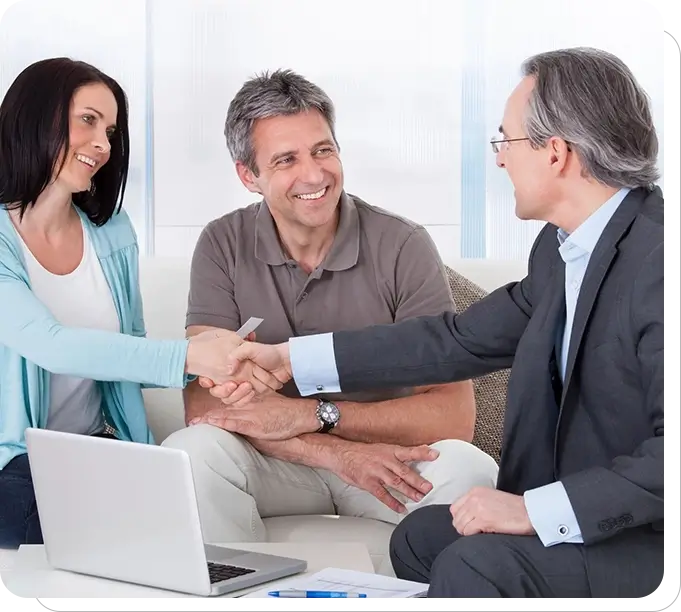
[390,505,591,597]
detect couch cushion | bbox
[444,265,510,462]
[446,258,526,293]
[142,387,186,443]
[263,515,395,575]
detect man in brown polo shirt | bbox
[161,69,499,545]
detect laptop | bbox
[24,428,307,596]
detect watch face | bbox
[319,402,340,424]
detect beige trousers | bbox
[161,424,499,544]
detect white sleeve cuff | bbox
[289,332,342,397]
[524,481,584,547]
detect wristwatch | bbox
[315,399,340,433]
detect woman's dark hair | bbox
[0,57,130,226]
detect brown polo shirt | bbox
[186,191,455,401]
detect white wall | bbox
[149,0,664,261]
[0,0,150,252]
[478,0,664,259]
[149,0,465,260]
[0,0,664,263]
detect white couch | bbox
[139,257,527,574]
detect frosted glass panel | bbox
[2,0,661,262]
[150,0,464,234]
[0,0,149,252]
[461,0,664,259]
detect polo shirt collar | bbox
[254,190,360,271]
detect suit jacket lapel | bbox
[560,188,645,405]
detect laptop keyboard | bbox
[207,561,256,584]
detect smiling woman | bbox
[0,58,280,549]
[0,58,130,226]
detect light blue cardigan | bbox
[0,206,190,470]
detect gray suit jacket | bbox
[332,186,663,596]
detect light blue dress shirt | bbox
[524,187,630,545]
[288,188,630,547]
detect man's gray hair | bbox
[224,69,338,176]
[521,47,659,188]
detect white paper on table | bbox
[241,567,428,598]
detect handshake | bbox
[185,328,292,405]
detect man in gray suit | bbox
[209,47,663,597]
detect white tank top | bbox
[17,218,120,435]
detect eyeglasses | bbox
[490,137,530,154]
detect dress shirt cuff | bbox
[524,481,584,547]
[289,332,342,396]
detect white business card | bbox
[236,317,264,339]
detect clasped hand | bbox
[189,337,293,407]
[185,331,289,397]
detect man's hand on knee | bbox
[330,441,439,514]
[449,487,536,537]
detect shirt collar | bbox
[254,190,360,271]
[557,188,631,261]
